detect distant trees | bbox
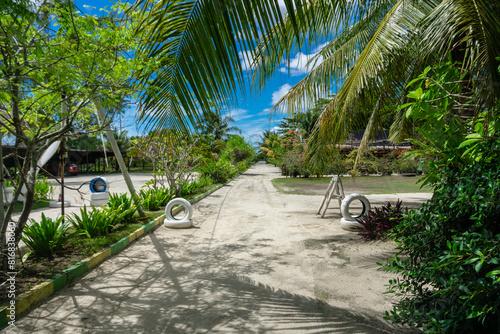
[195,108,241,145]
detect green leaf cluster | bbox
[34,175,55,200]
[383,142,500,332]
[67,205,117,238]
[22,214,78,258]
[198,159,237,184]
[103,193,138,224]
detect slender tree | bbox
[0,0,149,268]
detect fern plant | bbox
[22,213,78,258]
[138,187,173,211]
[67,206,116,238]
[103,193,137,224]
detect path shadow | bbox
[14,233,419,334]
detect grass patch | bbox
[3,198,52,213]
[272,175,432,195]
[70,222,144,257]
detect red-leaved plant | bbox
[354,200,407,241]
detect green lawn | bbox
[272,175,432,195]
[4,198,52,213]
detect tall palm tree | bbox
[196,109,241,141]
[258,129,280,161]
[135,0,500,157]
[251,0,500,160]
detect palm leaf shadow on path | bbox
[7,163,425,333]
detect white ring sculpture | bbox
[49,200,71,208]
[340,193,371,231]
[164,198,193,229]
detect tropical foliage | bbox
[378,60,500,331]
[0,0,148,268]
[383,143,500,332]
[67,206,117,238]
[22,214,78,258]
[195,108,242,144]
[253,0,500,165]
[138,187,174,211]
[134,0,297,131]
[103,193,138,225]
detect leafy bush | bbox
[191,175,213,189]
[383,157,500,333]
[22,214,77,258]
[103,193,137,224]
[355,200,406,241]
[392,153,420,174]
[138,187,173,211]
[179,182,196,197]
[235,160,248,173]
[282,149,309,177]
[67,206,115,238]
[199,159,237,183]
[34,175,54,199]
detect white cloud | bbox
[239,50,256,71]
[313,42,329,54]
[279,48,325,76]
[257,108,271,116]
[271,84,292,105]
[227,108,252,121]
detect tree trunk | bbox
[93,98,146,217]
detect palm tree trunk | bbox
[93,98,146,217]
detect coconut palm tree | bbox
[195,109,241,142]
[258,129,281,163]
[251,0,500,160]
[135,0,500,157]
[134,0,300,132]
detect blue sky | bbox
[75,0,322,144]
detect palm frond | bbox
[420,0,500,106]
[135,0,304,132]
[270,0,398,117]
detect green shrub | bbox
[199,159,237,183]
[22,213,78,258]
[138,187,173,211]
[103,193,137,224]
[34,175,54,199]
[67,206,115,238]
[383,157,500,333]
[235,160,248,173]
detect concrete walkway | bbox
[6,163,430,333]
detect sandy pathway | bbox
[6,163,428,333]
